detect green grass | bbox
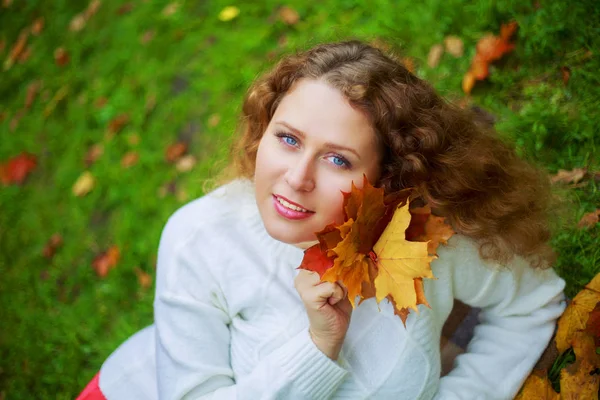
[1,0,598,397]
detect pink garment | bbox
[76,372,106,400]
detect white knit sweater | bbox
[99,179,566,400]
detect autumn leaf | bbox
[577,209,600,229]
[175,154,196,172]
[72,171,95,197]
[31,17,44,35]
[218,6,240,22]
[406,205,455,255]
[121,151,139,168]
[556,272,600,353]
[559,331,600,399]
[585,302,600,345]
[54,47,69,66]
[444,36,464,57]
[462,21,518,94]
[0,152,37,185]
[42,233,63,259]
[134,266,152,289]
[92,246,120,278]
[550,168,587,184]
[107,113,129,135]
[427,44,444,68]
[165,142,188,162]
[279,6,299,25]
[514,369,559,400]
[373,202,435,313]
[4,29,28,71]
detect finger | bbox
[294,269,320,292]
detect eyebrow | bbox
[275,121,361,160]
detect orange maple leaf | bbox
[463,21,518,94]
[299,176,454,325]
[514,369,559,400]
[406,205,455,255]
[559,331,600,398]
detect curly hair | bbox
[225,40,556,268]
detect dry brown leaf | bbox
[121,151,139,168]
[69,14,86,32]
[550,168,587,184]
[72,171,95,197]
[444,35,464,57]
[208,113,221,127]
[31,17,44,35]
[92,246,120,278]
[42,233,63,259]
[162,2,180,17]
[134,266,152,289]
[54,47,69,66]
[578,209,600,229]
[561,66,571,85]
[25,80,41,109]
[107,113,129,135]
[165,142,187,162]
[279,6,299,25]
[4,30,28,71]
[140,30,155,45]
[85,144,104,167]
[427,44,444,68]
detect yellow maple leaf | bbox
[559,331,600,399]
[514,369,559,400]
[555,284,600,353]
[373,201,436,313]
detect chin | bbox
[263,220,316,247]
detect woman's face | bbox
[254,78,381,246]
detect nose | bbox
[285,156,315,192]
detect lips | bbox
[272,195,315,220]
[274,194,313,212]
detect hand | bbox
[294,269,353,360]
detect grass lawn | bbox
[1,0,598,398]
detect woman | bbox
[78,40,566,399]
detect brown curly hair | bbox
[224,40,557,268]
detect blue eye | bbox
[332,156,346,166]
[283,136,297,146]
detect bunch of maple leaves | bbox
[298,176,455,325]
[516,273,600,399]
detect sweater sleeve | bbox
[154,212,348,400]
[434,236,566,400]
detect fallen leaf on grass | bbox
[462,21,518,94]
[165,142,187,162]
[121,151,139,168]
[25,80,41,109]
[4,30,29,71]
[72,171,96,196]
[69,14,86,32]
[514,369,559,399]
[279,6,299,25]
[444,35,464,57]
[31,17,44,35]
[550,168,587,184]
[162,2,180,17]
[555,274,600,353]
[218,6,240,21]
[175,154,196,172]
[207,113,221,127]
[42,233,63,259]
[85,144,104,167]
[577,210,600,229]
[0,152,37,185]
[134,266,152,289]
[427,44,444,68]
[107,113,129,135]
[54,47,69,66]
[559,331,600,399]
[92,246,120,278]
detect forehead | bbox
[272,79,377,150]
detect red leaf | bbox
[0,152,37,185]
[298,244,335,277]
[92,246,120,278]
